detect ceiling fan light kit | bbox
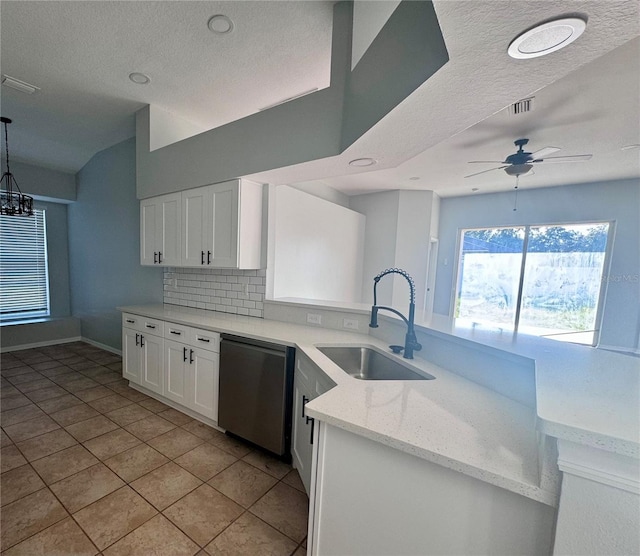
[465,138,593,179]
[508,17,587,59]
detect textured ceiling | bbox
[0,1,333,172]
[1,0,639,198]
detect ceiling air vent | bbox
[2,75,40,95]
[509,97,535,115]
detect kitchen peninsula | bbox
[119,302,640,555]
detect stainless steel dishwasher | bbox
[218,335,294,460]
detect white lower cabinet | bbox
[122,324,163,396]
[122,313,220,423]
[191,347,219,421]
[292,352,334,495]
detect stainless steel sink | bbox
[317,346,435,381]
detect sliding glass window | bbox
[455,222,611,345]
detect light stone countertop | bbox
[119,304,568,505]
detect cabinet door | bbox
[140,333,163,395]
[164,339,190,406]
[158,193,181,266]
[123,328,142,384]
[292,372,314,495]
[209,182,239,268]
[182,187,209,267]
[140,199,158,266]
[190,347,219,421]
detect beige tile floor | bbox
[1,342,308,555]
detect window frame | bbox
[0,208,51,322]
[451,220,614,346]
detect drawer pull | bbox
[126,319,135,324]
[197,337,210,343]
[146,324,156,329]
[170,330,182,335]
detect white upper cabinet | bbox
[141,179,262,269]
[140,192,181,266]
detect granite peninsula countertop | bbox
[119,303,640,507]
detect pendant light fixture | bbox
[1,117,33,216]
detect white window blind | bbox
[0,209,50,319]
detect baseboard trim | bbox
[81,337,122,357]
[1,336,82,353]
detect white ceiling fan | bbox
[465,138,593,178]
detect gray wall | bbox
[12,160,76,202]
[433,179,640,350]
[68,138,163,350]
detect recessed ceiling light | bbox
[208,15,234,34]
[409,176,420,181]
[129,72,150,85]
[621,144,640,151]
[471,188,479,192]
[349,158,377,167]
[508,17,587,59]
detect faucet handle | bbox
[413,342,422,352]
[389,345,404,354]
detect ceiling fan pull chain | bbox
[513,175,519,211]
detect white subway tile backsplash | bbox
[163,267,265,318]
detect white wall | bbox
[272,186,365,302]
[433,179,640,351]
[148,105,207,151]
[350,190,439,310]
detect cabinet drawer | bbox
[140,317,164,336]
[164,323,189,341]
[122,313,141,329]
[188,328,220,352]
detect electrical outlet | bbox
[307,313,322,325]
[343,318,359,330]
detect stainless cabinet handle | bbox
[170,330,182,335]
[189,349,194,364]
[302,395,309,418]
[183,347,188,362]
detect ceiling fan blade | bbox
[464,166,508,178]
[532,154,593,163]
[530,146,561,159]
[467,160,507,164]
